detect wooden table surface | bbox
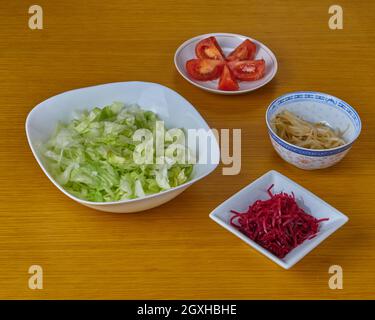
[0,0,374,299]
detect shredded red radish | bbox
[230,185,329,258]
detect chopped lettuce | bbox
[42,103,193,202]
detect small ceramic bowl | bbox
[209,170,348,269]
[266,91,362,170]
[26,82,220,213]
[174,33,278,95]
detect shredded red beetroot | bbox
[230,185,329,258]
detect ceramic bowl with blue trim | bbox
[266,91,361,170]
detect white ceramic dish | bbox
[209,170,348,269]
[266,91,362,170]
[26,81,220,213]
[174,33,278,95]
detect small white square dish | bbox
[209,170,348,269]
[25,81,220,213]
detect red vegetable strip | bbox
[229,185,329,258]
[267,184,274,197]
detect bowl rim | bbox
[25,81,220,206]
[265,90,362,155]
[174,32,278,95]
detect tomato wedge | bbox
[218,65,239,91]
[186,59,224,81]
[195,36,225,60]
[227,59,265,81]
[227,39,257,61]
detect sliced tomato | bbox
[227,39,257,61]
[186,59,224,81]
[218,65,239,91]
[195,36,225,60]
[227,59,265,81]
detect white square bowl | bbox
[26,81,220,213]
[209,170,348,269]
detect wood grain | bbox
[0,0,374,299]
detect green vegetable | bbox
[42,102,193,202]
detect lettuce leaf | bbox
[42,103,193,202]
